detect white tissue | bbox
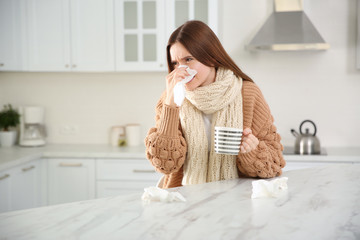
[251,177,288,199]
[142,186,186,203]
[173,65,197,106]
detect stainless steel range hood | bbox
[246,0,330,51]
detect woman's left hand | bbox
[240,128,259,154]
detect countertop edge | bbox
[1,144,360,172]
[0,144,147,172]
[0,153,43,172]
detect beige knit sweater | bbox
[145,80,286,188]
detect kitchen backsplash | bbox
[0,72,166,145]
[0,0,359,147]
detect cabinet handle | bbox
[65,64,69,68]
[22,166,35,172]
[0,63,4,67]
[133,169,156,173]
[0,174,10,181]
[59,163,83,167]
[72,64,76,68]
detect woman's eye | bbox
[171,62,178,66]
[186,58,193,62]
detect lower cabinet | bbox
[96,159,162,198]
[97,181,157,197]
[283,161,332,171]
[11,160,43,211]
[0,159,43,213]
[0,168,12,212]
[283,157,360,172]
[48,158,95,205]
[47,158,160,201]
[2,155,360,213]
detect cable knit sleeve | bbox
[236,81,286,178]
[144,92,187,175]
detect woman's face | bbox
[170,42,216,91]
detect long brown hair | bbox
[166,20,253,82]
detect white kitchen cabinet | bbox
[11,160,42,211]
[0,159,43,213]
[1,0,218,72]
[283,161,332,171]
[96,159,161,197]
[165,0,219,38]
[70,0,115,71]
[115,0,219,72]
[27,0,115,71]
[115,0,166,71]
[27,0,70,71]
[0,0,27,71]
[48,158,95,205]
[283,157,360,172]
[0,168,12,212]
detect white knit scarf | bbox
[180,68,243,185]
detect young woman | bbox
[145,20,285,188]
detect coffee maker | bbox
[19,106,46,147]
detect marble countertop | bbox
[0,164,359,240]
[282,146,360,162]
[1,144,360,172]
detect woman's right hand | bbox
[165,67,189,107]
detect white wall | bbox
[223,0,360,147]
[0,0,359,147]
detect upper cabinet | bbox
[70,0,115,71]
[0,0,27,71]
[165,0,218,39]
[27,0,115,71]
[1,0,218,72]
[115,0,166,71]
[27,0,71,71]
[114,0,219,72]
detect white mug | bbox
[214,126,243,155]
[126,124,141,147]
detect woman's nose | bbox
[178,60,187,66]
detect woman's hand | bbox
[165,67,189,107]
[240,128,259,154]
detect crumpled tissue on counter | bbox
[251,177,288,199]
[173,65,197,106]
[142,186,186,203]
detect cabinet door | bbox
[165,0,219,38]
[283,161,337,172]
[27,0,71,71]
[97,180,158,197]
[11,160,41,211]
[0,169,12,213]
[48,159,95,205]
[115,0,166,71]
[70,0,115,71]
[96,159,161,198]
[0,159,42,213]
[97,159,161,181]
[0,0,27,71]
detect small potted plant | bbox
[0,104,20,147]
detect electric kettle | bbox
[291,120,321,155]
